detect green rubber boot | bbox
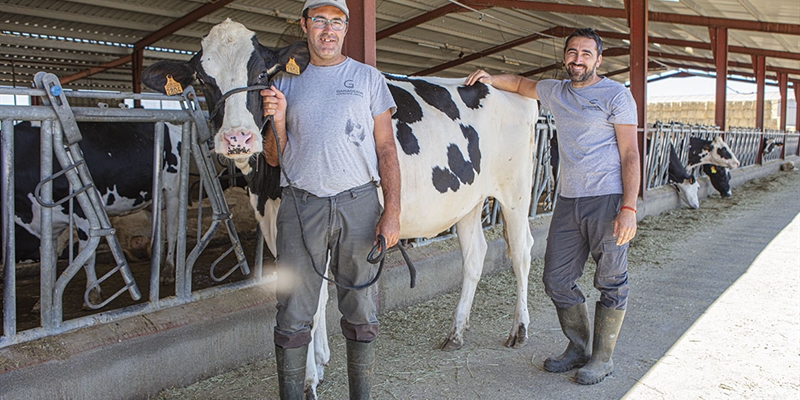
[576,303,626,385]
[346,339,375,400]
[543,302,592,373]
[275,344,308,400]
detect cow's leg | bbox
[305,277,330,400]
[496,196,533,348]
[259,197,280,257]
[160,184,180,285]
[441,202,487,351]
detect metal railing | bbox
[647,121,798,191]
[1,78,258,348]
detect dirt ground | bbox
[153,168,800,400]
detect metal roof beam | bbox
[60,0,236,84]
[411,26,572,76]
[595,30,800,61]
[463,1,800,35]
[377,3,475,40]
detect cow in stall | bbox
[668,143,700,209]
[762,137,784,156]
[141,19,537,398]
[2,121,182,308]
[702,164,732,197]
[686,136,740,170]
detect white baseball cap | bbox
[303,0,350,19]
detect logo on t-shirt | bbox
[582,99,602,111]
[337,79,364,97]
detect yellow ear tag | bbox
[285,57,301,75]
[164,74,183,95]
[710,166,717,173]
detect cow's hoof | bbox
[440,336,464,351]
[304,385,317,400]
[504,324,528,348]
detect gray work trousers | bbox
[543,194,630,310]
[274,182,381,349]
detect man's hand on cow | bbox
[465,69,492,86]
[260,85,286,120]
[613,210,637,246]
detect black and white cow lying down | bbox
[2,121,182,308]
[142,19,537,398]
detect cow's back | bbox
[385,76,538,238]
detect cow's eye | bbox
[258,71,268,82]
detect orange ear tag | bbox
[286,57,301,75]
[164,74,183,95]
[710,166,717,174]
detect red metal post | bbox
[628,0,647,198]
[132,49,143,108]
[795,83,800,140]
[753,55,766,130]
[778,73,788,131]
[712,27,728,130]
[343,0,376,67]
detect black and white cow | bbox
[668,144,700,209]
[686,136,740,170]
[142,19,537,398]
[2,121,182,307]
[702,164,732,197]
[762,137,784,156]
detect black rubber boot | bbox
[346,339,375,400]
[543,302,592,373]
[576,303,626,385]
[275,344,308,400]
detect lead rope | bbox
[266,116,416,290]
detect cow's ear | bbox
[275,41,310,76]
[142,60,196,94]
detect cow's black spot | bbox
[76,227,88,241]
[447,144,474,185]
[388,84,423,125]
[107,193,116,206]
[432,166,460,193]
[461,124,481,173]
[396,121,420,155]
[716,146,733,160]
[411,80,460,121]
[457,83,489,110]
[389,75,460,121]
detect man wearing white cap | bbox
[261,0,400,399]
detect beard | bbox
[565,62,597,83]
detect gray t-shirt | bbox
[536,77,638,198]
[273,57,396,197]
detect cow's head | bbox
[687,136,740,170]
[671,176,700,209]
[703,164,732,198]
[142,19,309,162]
[762,137,784,156]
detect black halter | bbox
[207,84,272,127]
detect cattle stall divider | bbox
[0,80,259,348]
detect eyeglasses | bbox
[308,16,348,31]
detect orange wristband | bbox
[620,206,637,213]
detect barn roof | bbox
[1,0,798,92]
